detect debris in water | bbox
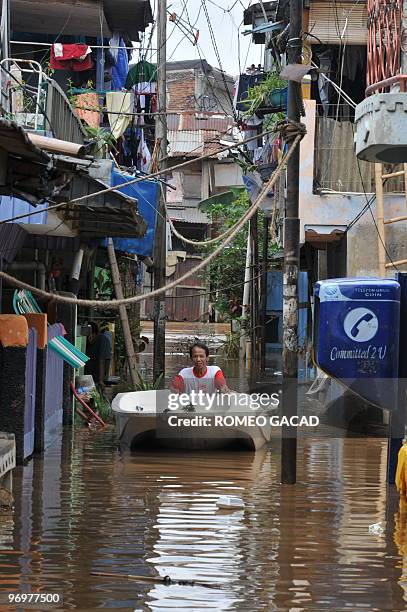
[368,522,384,535]
[216,495,245,509]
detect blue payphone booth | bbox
[314,278,400,409]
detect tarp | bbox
[107,168,159,257]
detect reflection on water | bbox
[1,429,407,610]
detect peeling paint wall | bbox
[300,100,406,277]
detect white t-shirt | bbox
[173,365,226,395]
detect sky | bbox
[138,0,264,78]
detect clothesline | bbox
[10,40,158,51]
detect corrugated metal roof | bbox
[168,130,227,158]
[0,118,50,164]
[308,1,367,45]
[168,207,209,224]
[4,0,111,37]
[0,224,27,263]
[168,130,203,155]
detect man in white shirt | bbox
[170,342,231,395]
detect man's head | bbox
[189,342,209,373]
[88,321,99,341]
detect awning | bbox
[59,172,147,239]
[3,0,111,37]
[0,118,50,164]
[305,225,347,246]
[103,0,153,40]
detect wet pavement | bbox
[1,429,407,611]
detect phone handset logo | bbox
[344,307,379,342]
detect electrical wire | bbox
[0,126,280,225]
[0,134,302,308]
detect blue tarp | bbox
[107,168,159,257]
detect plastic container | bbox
[216,495,245,509]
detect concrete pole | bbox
[107,238,139,388]
[153,0,167,386]
[374,163,386,277]
[281,0,302,484]
[240,231,251,360]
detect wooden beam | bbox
[384,215,407,225]
[385,258,407,268]
[382,170,405,179]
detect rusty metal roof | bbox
[167,206,209,225]
[0,119,50,164]
[59,172,147,238]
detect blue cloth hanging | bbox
[111,38,129,90]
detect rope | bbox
[166,120,306,248]
[0,135,303,308]
[0,126,283,226]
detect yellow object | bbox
[395,443,407,496]
[301,75,311,100]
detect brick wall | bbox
[167,70,196,111]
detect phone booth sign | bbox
[314,279,400,408]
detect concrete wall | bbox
[300,100,407,277]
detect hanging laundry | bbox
[137,131,151,173]
[106,91,135,139]
[111,37,129,90]
[50,44,93,72]
[126,60,157,111]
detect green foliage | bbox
[85,126,116,158]
[134,371,164,391]
[218,331,241,359]
[244,71,287,117]
[201,190,279,320]
[94,266,113,300]
[91,388,113,422]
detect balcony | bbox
[1,59,87,144]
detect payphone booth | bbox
[314,278,401,410]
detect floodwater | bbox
[1,431,407,611]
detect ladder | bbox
[375,163,407,275]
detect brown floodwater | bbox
[1,429,407,611]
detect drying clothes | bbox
[137,131,151,173]
[126,60,157,111]
[106,91,135,139]
[126,59,157,88]
[50,44,93,72]
[111,37,129,90]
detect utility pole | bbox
[153,0,167,385]
[281,0,302,484]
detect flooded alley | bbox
[1,428,407,611]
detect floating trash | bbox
[216,495,245,509]
[368,522,384,535]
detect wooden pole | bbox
[375,163,386,277]
[107,238,138,388]
[153,0,167,386]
